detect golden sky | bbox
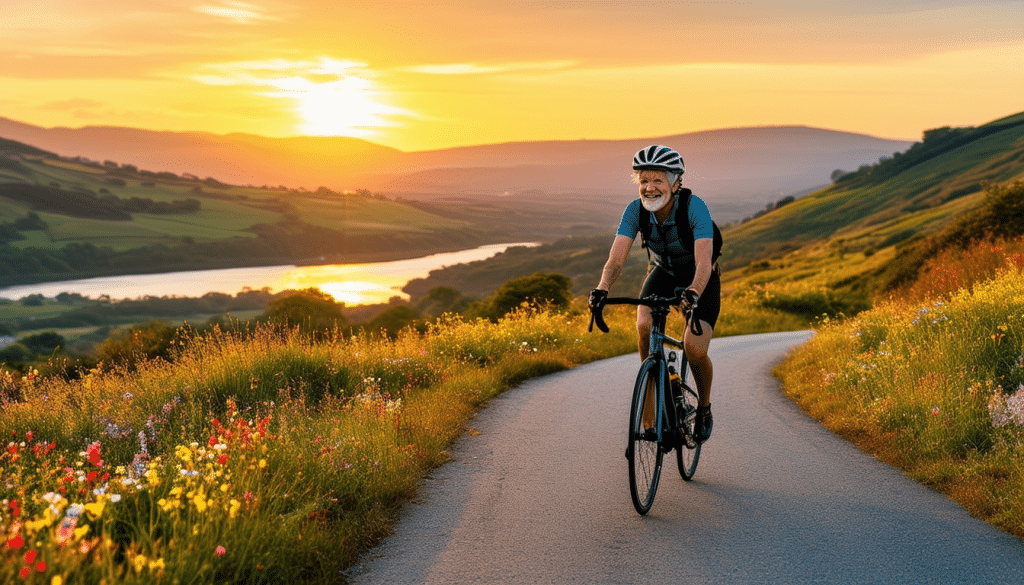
[2,1,1022,151]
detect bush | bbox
[0,342,32,365]
[94,320,179,367]
[19,331,66,355]
[485,273,573,320]
[261,288,347,333]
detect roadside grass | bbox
[774,242,1024,539]
[0,302,642,584]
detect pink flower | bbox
[215,546,226,557]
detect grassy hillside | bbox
[721,111,1024,271]
[0,143,624,286]
[399,110,1024,331]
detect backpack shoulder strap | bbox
[638,189,692,249]
[676,189,724,264]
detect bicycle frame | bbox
[644,301,685,451]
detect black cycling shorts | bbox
[639,263,721,331]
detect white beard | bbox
[641,193,670,212]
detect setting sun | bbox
[291,75,404,138]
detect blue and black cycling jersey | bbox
[616,193,715,273]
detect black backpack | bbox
[638,188,723,264]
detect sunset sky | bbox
[2,1,1022,152]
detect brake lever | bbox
[589,306,609,333]
[687,302,703,336]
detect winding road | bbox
[347,331,1024,584]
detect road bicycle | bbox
[590,288,703,515]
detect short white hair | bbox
[631,169,681,189]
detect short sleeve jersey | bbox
[615,193,714,272]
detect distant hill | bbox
[720,110,1024,270]
[0,117,911,223]
[395,110,1024,305]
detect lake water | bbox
[0,243,537,305]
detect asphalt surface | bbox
[346,330,1024,584]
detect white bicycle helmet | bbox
[632,145,685,175]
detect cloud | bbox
[194,1,278,24]
[402,60,576,75]
[39,99,105,111]
[193,57,370,83]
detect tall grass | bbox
[0,302,638,584]
[775,247,1024,538]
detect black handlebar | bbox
[589,288,702,336]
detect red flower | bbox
[20,567,29,579]
[218,454,228,465]
[35,560,46,572]
[25,431,32,443]
[7,534,24,550]
[87,441,103,467]
[24,550,36,564]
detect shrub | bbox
[485,272,573,319]
[261,288,347,333]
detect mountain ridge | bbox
[0,116,911,223]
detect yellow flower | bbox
[148,558,165,571]
[133,554,148,573]
[84,501,105,519]
[193,495,208,513]
[228,499,241,519]
[258,459,267,469]
[51,577,64,585]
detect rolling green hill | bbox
[0,142,623,286]
[401,110,1024,313]
[721,111,1024,271]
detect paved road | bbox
[347,331,1024,584]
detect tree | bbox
[487,273,573,319]
[20,294,45,307]
[0,343,32,366]
[415,286,473,317]
[261,288,347,333]
[20,331,65,355]
[365,305,423,337]
[95,320,178,367]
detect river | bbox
[0,243,537,305]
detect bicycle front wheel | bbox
[627,358,665,515]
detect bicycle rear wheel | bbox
[675,380,702,481]
[627,358,665,515]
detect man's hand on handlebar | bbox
[682,288,700,311]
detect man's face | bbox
[638,170,673,212]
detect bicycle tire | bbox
[627,358,665,515]
[675,380,702,480]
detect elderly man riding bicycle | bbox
[589,145,720,443]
